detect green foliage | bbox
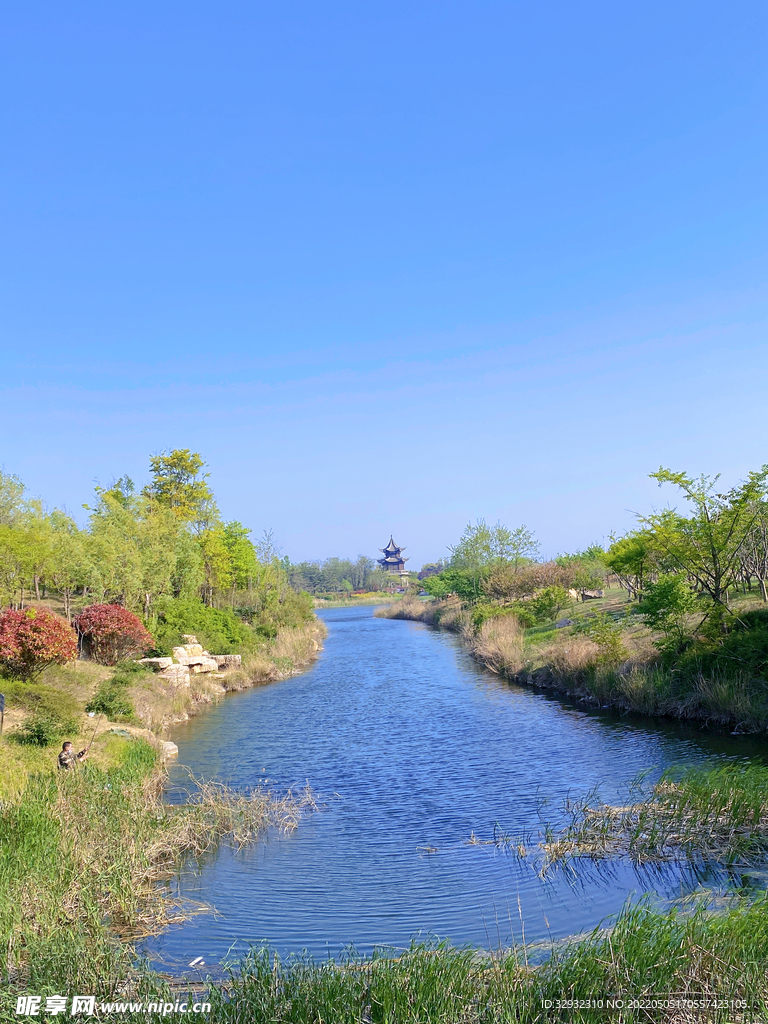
[3,682,81,745]
[144,449,214,526]
[679,607,768,681]
[529,585,569,623]
[469,603,516,630]
[148,597,256,655]
[585,613,628,667]
[507,602,538,628]
[637,572,697,657]
[85,678,135,721]
[642,465,768,612]
[448,519,540,601]
[422,568,479,603]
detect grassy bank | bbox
[196,897,768,1023]
[0,734,315,1021]
[313,592,401,608]
[378,593,768,733]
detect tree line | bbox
[418,464,768,640]
[0,450,311,635]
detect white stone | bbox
[138,657,173,671]
[172,646,191,665]
[161,741,179,759]
[183,643,204,657]
[160,664,191,687]
[187,657,219,674]
[213,654,242,670]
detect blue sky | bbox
[2,1,767,565]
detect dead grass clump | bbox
[471,616,524,676]
[547,638,598,678]
[147,776,318,869]
[375,597,438,623]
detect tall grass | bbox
[196,898,768,1023]
[527,762,768,871]
[0,736,315,998]
[469,616,524,675]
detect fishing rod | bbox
[78,714,103,759]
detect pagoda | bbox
[377,536,409,573]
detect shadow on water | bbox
[145,606,766,971]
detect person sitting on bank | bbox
[58,741,88,770]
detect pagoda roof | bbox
[381,536,405,554]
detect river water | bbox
[146,606,765,971]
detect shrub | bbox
[0,608,78,681]
[148,597,255,656]
[6,683,81,745]
[85,683,135,721]
[637,572,696,658]
[74,604,153,665]
[585,613,628,668]
[529,585,569,624]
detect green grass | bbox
[191,898,768,1023]
[531,762,768,871]
[0,734,315,1012]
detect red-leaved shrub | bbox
[74,604,153,665]
[0,608,79,680]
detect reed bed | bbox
[0,737,316,997]
[528,763,768,872]
[200,898,768,1023]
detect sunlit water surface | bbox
[145,606,765,971]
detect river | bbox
[146,606,765,972]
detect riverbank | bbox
[378,594,768,734]
[0,736,316,1021]
[313,592,401,608]
[0,617,326,1014]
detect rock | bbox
[160,664,191,687]
[181,634,198,644]
[213,654,241,670]
[187,657,219,674]
[183,643,204,657]
[567,589,579,600]
[554,618,574,629]
[138,657,173,671]
[172,646,191,665]
[581,590,604,600]
[161,741,179,759]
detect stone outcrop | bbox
[160,664,191,687]
[138,657,174,671]
[149,636,239,687]
[213,654,241,670]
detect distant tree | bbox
[351,555,373,589]
[0,608,78,680]
[606,532,655,599]
[741,505,768,602]
[418,561,446,580]
[449,520,539,601]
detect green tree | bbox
[144,449,214,528]
[449,520,539,601]
[46,511,93,620]
[641,466,768,619]
[637,572,697,658]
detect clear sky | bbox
[2,1,767,566]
